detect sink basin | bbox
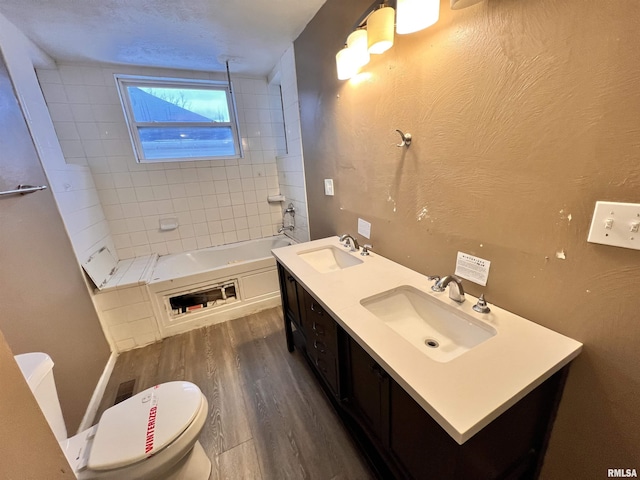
[297,246,363,273]
[360,286,496,363]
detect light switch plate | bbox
[587,201,640,250]
[357,218,371,239]
[324,179,334,196]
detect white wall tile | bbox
[270,44,309,243]
[38,62,287,260]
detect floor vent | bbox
[114,379,136,405]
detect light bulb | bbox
[347,30,370,68]
[336,47,359,80]
[367,6,395,54]
[396,0,440,35]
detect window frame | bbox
[115,74,243,163]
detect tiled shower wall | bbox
[271,45,310,243]
[37,63,286,261]
[0,20,113,266]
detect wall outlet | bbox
[587,201,640,251]
[324,179,334,196]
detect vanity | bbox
[272,237,582,479]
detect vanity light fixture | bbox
[450,0,484,9]
[396,0,440,35]
[335,0,483,80]
[367,5,396,54]
[347,29,370,68]
[335,0,440,81]
[336,46,360,80]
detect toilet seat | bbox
[88,381,204,471]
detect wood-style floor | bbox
[95,307,373,480]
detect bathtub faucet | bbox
[278,225,294,233]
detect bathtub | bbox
[148,235,294,337]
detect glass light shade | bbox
[396,0,440,34]
[336,47,359,80]
[450,0,483,9]
[367,7,395,54]
[347,30,370,68]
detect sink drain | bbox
[424,339,439,348]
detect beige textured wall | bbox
[295,0,640,476]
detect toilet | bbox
[14,352,211,480]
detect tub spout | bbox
[278,225,294,233]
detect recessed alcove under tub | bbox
[148,235,294,338]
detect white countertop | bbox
[272,236,582,444]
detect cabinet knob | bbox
[312,321,325,335]
[314,339,326,353]
[315,357,328,373]
[369,363,387,381]
[310,301,324,316]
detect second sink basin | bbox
[360,286,496,363]
[297,245,363,273]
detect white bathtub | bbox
[151,235,293,283]
[148,235,294,337]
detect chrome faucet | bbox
[278,225,294,233]
[431,275,465,303]
[339,234,360,251]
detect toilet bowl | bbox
[15,352,211,480]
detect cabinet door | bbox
[389,380,457,479]
[388,370,566,480]
[345,336,389,444]
[278,263,302,327]
[277,263,304,352]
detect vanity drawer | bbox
[302,290,337,342]
[308,347,339,396]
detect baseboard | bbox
[77,351,118,432]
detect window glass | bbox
[116,75,241,163]
[128,87,231,123]
[138,126,235,160]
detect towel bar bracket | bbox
[0,184,48,196]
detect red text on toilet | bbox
[145,403,157,454]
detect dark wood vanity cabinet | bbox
[277,261,567,480]
[277,263,340,397]
[343,334,567,480]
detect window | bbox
[115,75,242,163]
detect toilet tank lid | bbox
[89,381,204,471]
[14,352,54,392]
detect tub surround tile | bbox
[33,51,309,353]
[270,46,309,244]
[37,62,288,261]
[94,267,160,351]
